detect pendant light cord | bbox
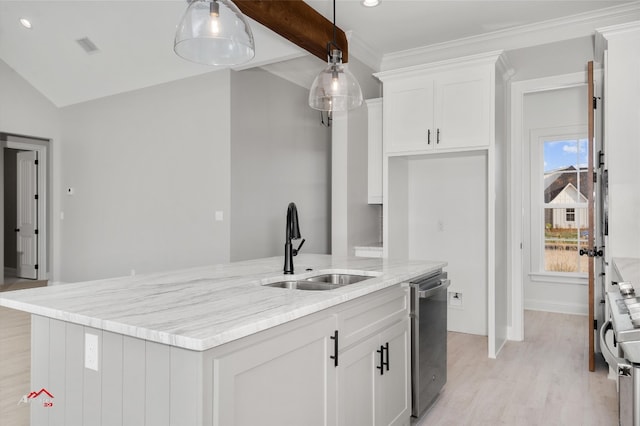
[332,0,336,45]
[328,0,338,55]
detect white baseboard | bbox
[524,299,588,316]
[507,326,524,342]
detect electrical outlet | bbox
[448,291,463,308]
[85,333,99,371]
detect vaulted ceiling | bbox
[0,0,637,107]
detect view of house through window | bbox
[542,137,589,273]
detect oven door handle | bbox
[600,319,627,368]
[418,279,451,298]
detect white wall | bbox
[229,68,331,261]
[522,85,588,314]
[0,59,61,282]
[508,37,595,82]
[59,71,232,282]
[407,152,488,335]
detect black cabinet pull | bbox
[330,330,339,367]
[383,342,390,371]
[427,129,431,145]
[14,228,20,232]
[437,128,441,144]
[377,345,385,375]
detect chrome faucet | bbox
[284,202,305,274]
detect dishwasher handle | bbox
[418,279,451,299]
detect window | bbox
[541,137,588,274]
[565,208,575,222]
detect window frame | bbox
[529,126,589,281]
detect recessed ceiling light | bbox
[19,18,32,29]
[361,0,380,7]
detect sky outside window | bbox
[544,138,588,172]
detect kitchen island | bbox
[0,254,446,426]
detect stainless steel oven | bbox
[409,270,450,419]
[601,282,640,426]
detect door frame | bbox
[1,134,49,281]
[509,71,597,341]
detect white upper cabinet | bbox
[434,68,490,150]
[377,59,494,155]
[383,77,435,153]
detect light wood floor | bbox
[418,310,617,425]
[0,307,31,426]
[0,280,46,426]
[0,302,618,426]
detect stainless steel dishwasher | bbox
[409,270,450,419]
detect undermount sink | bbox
[304,274,371,285]
[264,274,373,291]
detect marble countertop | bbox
[612,257,640,285]
[0,254,445,351]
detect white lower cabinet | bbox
[213,315,337,426]
[212,285,411,426]
[337,319,411,426]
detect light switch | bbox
[215,211,224,221]
[85,333,99,371]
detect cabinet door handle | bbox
[427,129,431,145]
[437,128,441,144]
[384,342,390,371]
[377,345,385,375]
[330,330,339,367]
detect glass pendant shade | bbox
[174,0,255,66]
[309,49,363,112]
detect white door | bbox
[16,150,38,279]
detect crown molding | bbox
[380,1,640,71]
[374,50,505,81]
[346,31,382,72]
[595,20,640,63]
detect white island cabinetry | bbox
[213,284,410,426]
[2,255,443,426]
[338,319,410,426]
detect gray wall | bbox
[3,149,19,268]
[230,68,331,261]
[59,71,233,282]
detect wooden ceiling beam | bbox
[236,0,349,63]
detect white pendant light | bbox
[308,0,363,112]
[174,0,255,66]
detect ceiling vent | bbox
[75,37,99,54]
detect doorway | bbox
[1,134,49,285]
[510,71,600,341]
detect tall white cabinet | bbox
[595,22,640,262]
[375,51,512,358]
